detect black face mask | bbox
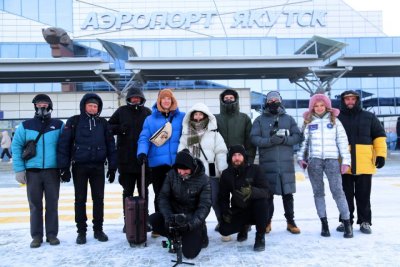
[266,102,281,114]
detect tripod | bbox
[170,232,194,267]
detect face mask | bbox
[36,107,51,119]
[267,102,281,114]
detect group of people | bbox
[11,87,386,260]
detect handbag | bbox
[199,144,216,177]
[22,123,47,161]
[149,121,172,147]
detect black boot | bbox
[253,232,265,252]
[320,217,330,237]
[76,233,86,245]
[202,224,209,248]
[237,225,249,242]
[94,231,109,242]
[343,220,353,238]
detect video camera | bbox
[162,214,194,267]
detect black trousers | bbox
[267,193,295,224]
[150,165,171,212]
[219,198,269,236]
[119,172,149,219]
[149,212,204,259]
[340,174,372,225]
[72,164,105,233]
[1,148,12,159]
[26,169,60,239]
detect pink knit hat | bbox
[303,94,339,119]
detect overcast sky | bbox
[343,0,400,36]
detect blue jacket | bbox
[12,117,64,172]
[137,104,185,167]
[57,93,117,169]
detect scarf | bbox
[187,118,209,157]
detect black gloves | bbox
[176,223,190,234]
[222,209,233,224]
[107,169,116,183]
[60,168,71,183]
[270,134,285,145]
[137,153,147,165]
[375,156,385,169]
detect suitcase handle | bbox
[141,163,146,198]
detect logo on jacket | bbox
[309,124,318,130]
[327,123,333,129]
[50,125,55,129]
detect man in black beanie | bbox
[218,145,270,251]
[108,85,151,233]
[149,149,211,259]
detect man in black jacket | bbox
[149,149,211,259]
[108,85,151,233]
[57,93,117,244]
[218,145,270,252]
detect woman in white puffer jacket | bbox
[178,102,228,238]
[297,94,353,239]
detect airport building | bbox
[0,0,399,136]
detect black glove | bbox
[270,134,285,145]
[222,210,233,224]
[106,169,116,183]
[59,168,71,183]
[375,156,385,169]
[137,153,147,165]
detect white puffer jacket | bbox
[178,103,228,177]
[297,112,351,166]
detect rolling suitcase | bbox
[125,163,147,246]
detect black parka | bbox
[219,162,270,215]
[158,159,211,231]
[108,90,151,173]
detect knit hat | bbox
[157,88,178,112]
[266,91,282,103]
[303,94,339,119]
[86,97,99,105]
[227,144,247,164]
[174,149,196,171]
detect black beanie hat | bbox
[86,98,99,105]
[227,144,247,164]
[32,94,53,111]
[174,149,196,171]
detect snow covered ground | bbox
[0,155,399,267]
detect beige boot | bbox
[265,223,272,234]
[287,222,301,234]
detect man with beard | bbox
[336,90,387,234]
[218,145,270,252]
[12,94,64,248]
[149,149,211,259]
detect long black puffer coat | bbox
[108,88,151,173]
[158,159,211,231]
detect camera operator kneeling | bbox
[218,145,271,252]
[149,149,211,259]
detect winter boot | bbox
[360,222,372,234]
[336,222,345,232]
[265,222,272,234]
[343,220,353,238]
[237,225,250,242]
[253,232,265,252]
[30,238,43,248]
[76,233,86,245]
[94,231,109,242]
[46,236,60,245]
[202,224,209,248]
[287,221,301,234]
[320,217,330,237]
